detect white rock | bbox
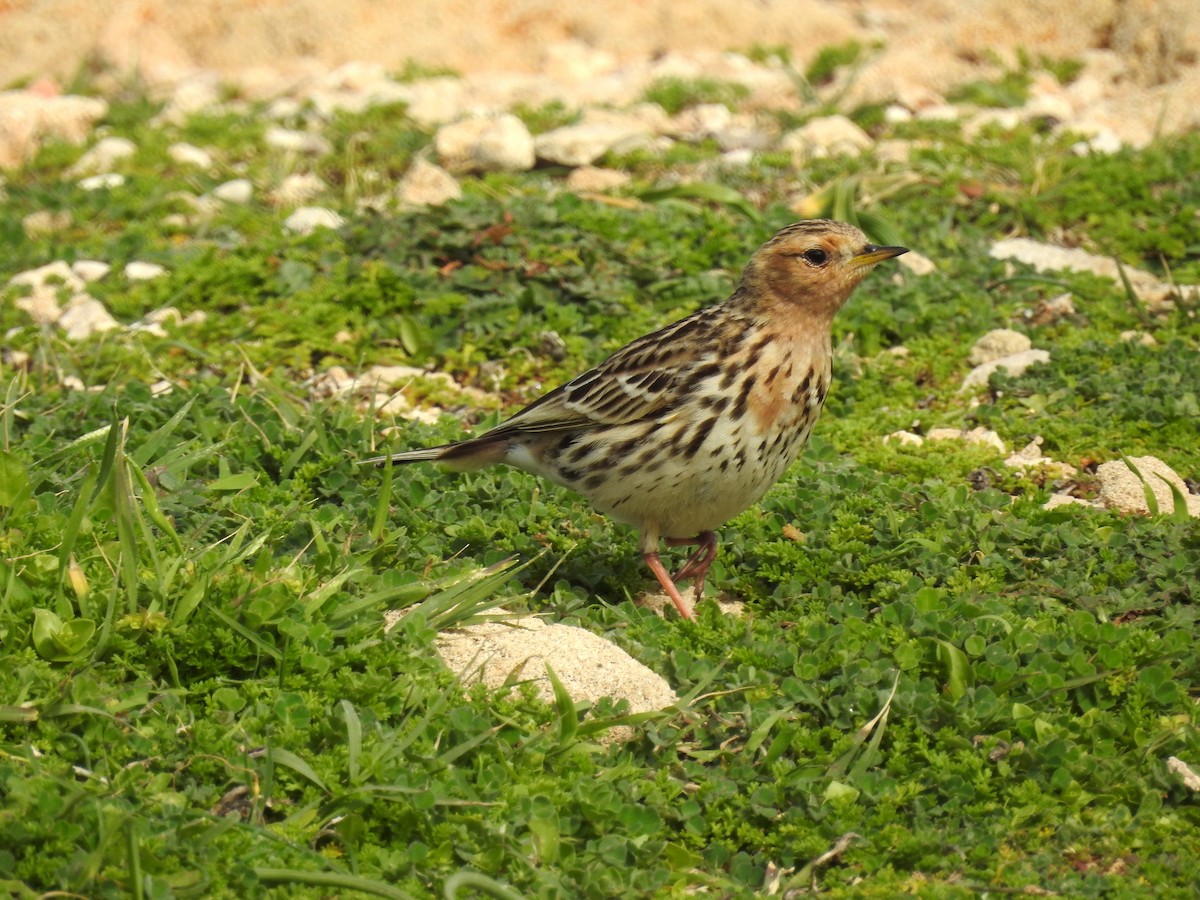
[875,139,911,164]
[157,74,223,124]
[167,142,213,168]
[990,237,1198,308]
[212,178,253,204]
[916,104,960,122]
[431,611,678,741]
[969,329,1032,366]
[130,321,168,337]
[181,310,208,326]
[1097,456,1200,518]
[58,294,120,340]
[284,207,345,235]
[1004,439,1077,476]
[1028,293,1077,324]
[927,427,1007,454]
[898,251,936,275]
[22,210,71,237]
[1119,330,1157,347]
[71,260,111,282]
[719,148,754,168]
[535,120,648,167]
[1167,757,1200,792]
[361,364,456,391]
[265,127,332,156]
[435,114,535,173]
[1071,128,1123,156]
[472,114,536,172]
[883,430,924,447]
[266,97,304,121]
[124,261,167,281]
[143,307,182,325]
[9,260,85,293]
[781,115,872,161]
[1042,494,1099,511]
[78,173,124,191]
[397,158,461,207]
[69,136,136,175]
[0,92,108,169]
[14,292,62,324]
[271,173,327,206]
[671,102,731,140]
[11,261,92,325]
[565,166,631,193]
[3,349,31,370]
[960,349,1051,392]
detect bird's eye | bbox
[801,248,829,266]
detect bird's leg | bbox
[640,530,694,619]
[665,531,719,600]
[643,551,694,618]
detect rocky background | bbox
[1,0,1198,147]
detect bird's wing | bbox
[488,310,721,437]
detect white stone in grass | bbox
[10,261,83,324]
[58,294,120,340]
[1042,494,1099,511]
[22,210,71,237]
[125,261,167,281]
[284,206,345,235]
[9,260,85,293]
[212,178,253,204]
[1167,757,1200,792]
[1119,330,1157,347]
[883,430,924,447]
[780,115,872,160]
[68,136,136,175]
[435,114,535,173]
[959,349,1050,392]
[565,165,631,193]
[72,260,111,282]
[396,158,461,207]
[167,142,213,168]
[926,427,1006,454]
[271,173,327,206]
[898,251,936,275]
[969,329,1033,366]
[265,126,332,156]
[534,120,647,167]
[1096,456,1200,518]
[78,173,124,190]
[427,609,679,744]
[1004,439,1077,477]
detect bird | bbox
[362,220,907,619]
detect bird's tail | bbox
[359,435,509,471]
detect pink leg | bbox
[665,531,719,600]
[643,551,695,619]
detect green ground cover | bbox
[1,65,1198,898]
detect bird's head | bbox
[742,219,908,321]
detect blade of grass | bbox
[255,868,418,900]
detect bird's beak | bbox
[849,243,909,269]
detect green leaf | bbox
[637,183,762,221]
[208,472,258,491]
[0,451,31,509]
[265,746,328,794]
[31,608,96,662]
[934,639,972,700]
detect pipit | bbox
[363,220,907,618]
